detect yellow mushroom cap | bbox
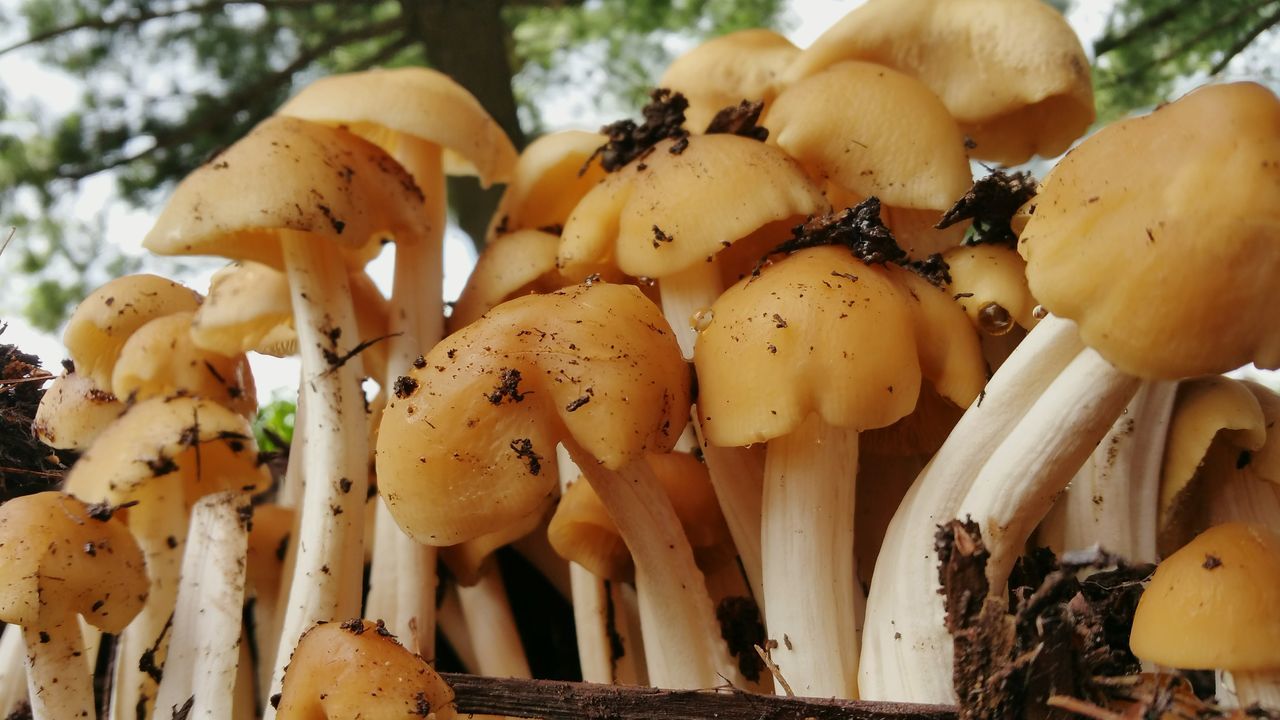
[65,396,271,508]
[276,619,455,719]
[1131,522,1280,671]
[559,134,826,279]
[1019,82,1280,379]
[785,0,1093,165]
[942,244,1038,333]
[279,66,516,188]
[487,130,608,242]
[0,492,148,632]
[112,311,258,418]
[449,229,565,332]
[440,497,552,586]
[63,274,203,388]
[191,261,294,356]
[144,116,429,270]
[33,371,125,450]
[659,29,799,132]
[765,61,971,214]
[376,282,689,546]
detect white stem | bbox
[23,620,92,720]
[616,582,648,685]
[1232,670,1280,710]
[762,414,860,699]
[860,315,1083,703]
[0,624,27,716]
[457,569,531,679]
[691,408,766,609]
[568,444,739,689]
[1050,381,1177,561]
[264,233,369,719]
[438,585,479,674]
[155,492,250,719]
[277,389,306,509]
[1207,474,1280,527]
[364,498,400,625]
[110,488,188,720]
[958,347,1140,592]
[659,260,723,360]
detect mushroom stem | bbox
[659,259,723,360]
[566,442,739,689]
[762,413,861,699]
[0,624,27,715]
[691,409,766,608]
[1229,671,1280,710]
[23,619,92,720]
[1207,475,1280,528]
[1045,381,1177,561]
[264,233,369,718]
[109,486,188,720]
[860,314,1083,703]
[438,585,481,674]
[956,347,1140,591]
[457,568,532,679]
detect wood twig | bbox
[439,673,958,720]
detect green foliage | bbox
[253,397,296,452]
[1093,0,1280,120]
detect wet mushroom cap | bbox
[377,282,689,546]
[1019,82,1280,379]
[276,619,455,719]
[0,491,148,633]
[1131,522,1280,671]
[658,29,799,132]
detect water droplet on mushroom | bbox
[692,309,715,332]
[977,302,1014,336]
[1032,304,1048,319]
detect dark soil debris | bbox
[509,438,543,476]
[583,88,689,173]
[755,198,905,274]
[393,375,419,399]
[937,170,1038,249]
[716,595,767,682]
[488,368,527,405]
[0,330,67,501]
[704,100,769,141]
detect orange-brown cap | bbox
[33,371,125,450]
[276,619,455,719]
[1131,522,1280,671]
[449,229,566,332]
[659,29,799,132]
[144,116,430,270]
[376,282,688,546]
[1019,82,1280,379]
[487,131,608,243]
[0,492,148,632]
[942,244,1038,334]
[785,0,1093,165]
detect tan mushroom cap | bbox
[1019,82,1280,379]
[943,244,1038,333]
[63,274,203,388]
[765,61,972,215]
[33,371,125,450]
[276,619,456,719]
[659,29,799,132]
[785,0,1093,165]
[64,396,271,509]
[0,492,148,633]
[440,496,552,586]
[696,246,983,447]
[449,229,565,332]
[549,452,732,581]
[279,66,516,188]
[559,134,827,279]
[144,115,429,270]
[191,261,294,356]
[112,311,258,418]
[376,282,689,546]
[487,131,608,242]
[1131,522,1280,671]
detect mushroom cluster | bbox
[1,2,1278,718]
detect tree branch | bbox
[439,674,958,720]
[1103,0,1278,84]
[1208,3,1280,74]
[54,17,403,182]
[0,0,331,55]
[1093,0,1203,56]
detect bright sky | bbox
[2,1,1272,397]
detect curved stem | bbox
[1232,670,1280,710]
[692,409,766,609]
[23,620,92,720]
[762,414,860,699]
[660,260,723,361]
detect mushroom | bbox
[784,0,1094,165]
[376,281,738,688]
[275,619,455,719]
[144,114,430,714]
[449,229,567,332]
[696,243,983,699]
[1131,522,1280,710]
[485,130,607,244]
[0,492,147,720]
[32,370,125,451]
[658,29,799,132]
[861,81,1280,703]
[763,60,973,259]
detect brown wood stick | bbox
[440,673,959,720]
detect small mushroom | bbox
[485,130,607,244]
[658,29,799,132]
[32,370,125,450]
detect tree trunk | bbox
[401,0,528,249]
